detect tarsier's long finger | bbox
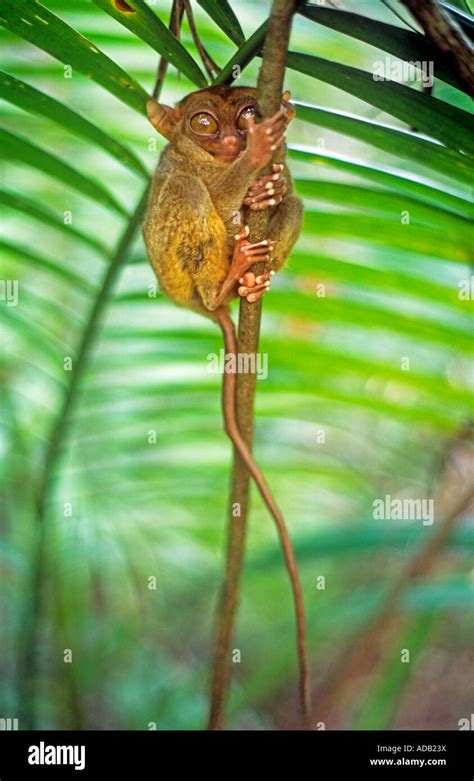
[256,271,275,284]
[268,121,288,142]
[244,243,273,256]
[266,113,288,134]
[247,175,286,195]
[244,181,286,206]
[264,109,289,128]
[256,113,287,148]
[250,112,286,140]
[248,177,285,197]
[248,164,285,194]
[249,196,283,211]
[243,187,286,206]
[248,167,284,193]
[269,134,286,154]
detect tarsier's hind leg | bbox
[143,174,229,315]
[197,226,274,313]
[214,308,311,727]
[144,176,271,313]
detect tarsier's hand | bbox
[243,164,286,211]
[245,110,288,171]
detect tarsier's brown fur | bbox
[144,85,302,314]
[143,85,309,723]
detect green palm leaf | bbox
[1,0,472,731]
[299,5,464,91]
[0,71,147,177]
[91,0,207,87]
[287,52,474,154]
[0,128,129,215]
[0,0,149,111]
[197,0,245,45]
[292,103,473,184]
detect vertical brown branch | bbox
[208,0,303,731]
[401,0,474,96]
[183,0,221,78]
[152,0,185,99]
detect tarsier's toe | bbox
[238,284,271,301]
[238,270,274,301]
[247,289,269,303]
[239,272,256,287]
[256,271,275,284]
[244,239,275,259]
[234,225,250,242]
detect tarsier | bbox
[143,85,307,717]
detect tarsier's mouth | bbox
[213,149,242,162]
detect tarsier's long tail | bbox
[215,308,311,727]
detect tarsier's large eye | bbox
[237,105,256,130]
[190,112,218,134]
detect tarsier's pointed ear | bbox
[146,99,179,139]
[281,90,296,122]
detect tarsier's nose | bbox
[221,134,241,152]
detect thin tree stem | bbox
[208,0,303,731]
[152,0,185,99]
[183,0,220,78]
[401,0,474,96]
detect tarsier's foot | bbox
[231,225,274,280]
[243,164,286,210]
[238,270,275,303]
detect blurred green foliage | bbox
[0,0,473,730]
